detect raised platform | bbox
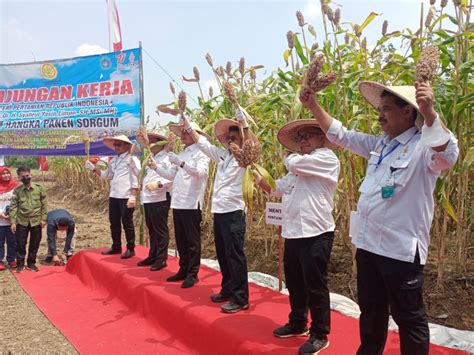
[13,246,466,354]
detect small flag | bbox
[107,0,122,52]
[39,156,49,171]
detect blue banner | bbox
[0,48,142,156]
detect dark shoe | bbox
[298,336,329,354]
[221,301,249,314]
[273,324,309,338]
[166,271,187,282]
[150,261,167,271]
[137,257,154,267]
[101,248,122,255]
[120,249,135,259]
[26,264,39,272]
[44,256,53,263]
[7,261,17,269]
[181,276,198,288]
[210,293,231,303]
[15,265,25,273]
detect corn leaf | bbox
[294,35,309,65]
[254,163,276,190]
[358,12,379,34]
[441,193,459,224]
[242,166,254,210]
[283,50,291,67]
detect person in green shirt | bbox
[10,166,47,273]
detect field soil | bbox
[0,179,472,353]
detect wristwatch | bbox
[180,161,186,168]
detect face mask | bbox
[20,176,31,185]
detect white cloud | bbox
[0,64,42,88]
[303,0,322,22]
[74,43,108,57]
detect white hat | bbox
[214,118,259,147]
[102,135,133,150]
[169,122,211,141]
[146,131,168,142]
[277,119,326,153]
[359,81,423,127]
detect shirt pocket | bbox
[390,158,412,187]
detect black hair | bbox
[380,90,418,120]
[56,217,71,228]
[17,166,30,175]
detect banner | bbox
[0,48,142,156]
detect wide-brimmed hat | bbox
[277,119,326,152]
[214,118,259,147]
[359,81,423,127]
[169,122,211,141]
[146,131,168,142]
[102,135,133,150]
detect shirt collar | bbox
[382,126,419,145]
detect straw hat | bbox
[102,135,133,150]
[277,119,327,153]
[169,122,211,141]
[214,118,259,147]
[146,131,168,142]
[359,81,423,127]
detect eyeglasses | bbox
[294,132,322,143]
[226,135,240,142]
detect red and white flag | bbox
[107,0,122,52]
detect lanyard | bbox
[376,142,400,167]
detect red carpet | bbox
[13,247,466,354]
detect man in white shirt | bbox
[153,123,210,289]
[254,120,340,354]
[300,81,459,355]
[85,135,140,259]
[132,131,172,271]
[181,111,255,313]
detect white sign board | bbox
[265,202,283,226]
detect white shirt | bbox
[0,190,14,227]
[131,151,172,204]
[272,148,340,239]
[196,135,245,213]
[156,144,209,210]
[327,119,459,264]
[100,152,140,199]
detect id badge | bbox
[381,177,395,199]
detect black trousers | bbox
[356,248,429,355]
[108,197,135,251]
[16,223,42,267]
[144,193,171,262]
[284,231,334,339]
[173,208,202,278]
[214,210,249,306]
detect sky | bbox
[0,0,447,127]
